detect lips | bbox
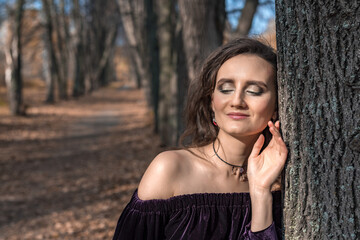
[227,112,249,120]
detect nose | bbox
[231,91,247,108]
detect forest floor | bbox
[0,82,163,239]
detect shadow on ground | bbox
[0,87,163,239]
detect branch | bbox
[226,8,243,15]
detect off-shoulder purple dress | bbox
[113,190,282,240]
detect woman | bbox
[113,38,287,239]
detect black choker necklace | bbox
[212,141,247,180]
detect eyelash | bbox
[219,89,233,94]
[246,90,263,96]
[218,88,263,96]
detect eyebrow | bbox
[217,78,268,89]
[217,78,234,85]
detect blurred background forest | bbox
[0,0,276,239]
[0,0,276,146]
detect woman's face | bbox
[211,54,277,138]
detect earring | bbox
[212,117,217,126]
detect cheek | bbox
[252,98,276,118]
[211,93,227,111]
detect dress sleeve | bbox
[242,191,282,240]
[243,222,279,240]
[112,191,168,240]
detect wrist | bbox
[249,191,273,232]
[250,190,273,206]
[249,184,272,198]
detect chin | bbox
[223,126,266,138]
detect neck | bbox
[213,131,260,166]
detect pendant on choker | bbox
[213,141,248,181]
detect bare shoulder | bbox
[138,150,191,200]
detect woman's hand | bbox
[247,120,287,232]
[247,120,288,193]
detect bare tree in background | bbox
[117,0,161,137]
[235,0,258,37]
[42,0,71,102]
[54,0,70,99]
[276,0,359,238]
[156,0,178,145]
[224,0,277,40]
[178,0,226,82]
[86,0,119,90]
[4,0,26,115]
[42,0,60,102]
[117,0,154,104]
[72,0,86,97]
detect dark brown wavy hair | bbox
[179,37,277,148]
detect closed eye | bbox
[219,89,234,94]
[217,81,235,94]
[246,90,263,96]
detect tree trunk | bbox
[276,0,360,239]
[86,0,118,89]
[72,0,85,97]
[42,0,60,103]
[4,0,25,115]
[175,25,188,142]
[156,0,177,145]
[117,0,154,107]
[53,0,69,99]
[178,0,226,83]
[145,0,160,133]
[42,29,55,103]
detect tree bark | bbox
[178,0,226,83]
[4,0,25,115]
[276,0,360,239]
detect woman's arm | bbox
[247,121,287,232]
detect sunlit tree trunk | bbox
[276,0,360,238]
[42,29,54,103]
[4,0,25,115]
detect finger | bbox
[269,122,281,137]
[249,134,265,158]
[275,120,280,129]
[269,125,287,152]
[268,121,279,132]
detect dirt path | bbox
[0,85,162,239]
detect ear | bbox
[271,110,278,121]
